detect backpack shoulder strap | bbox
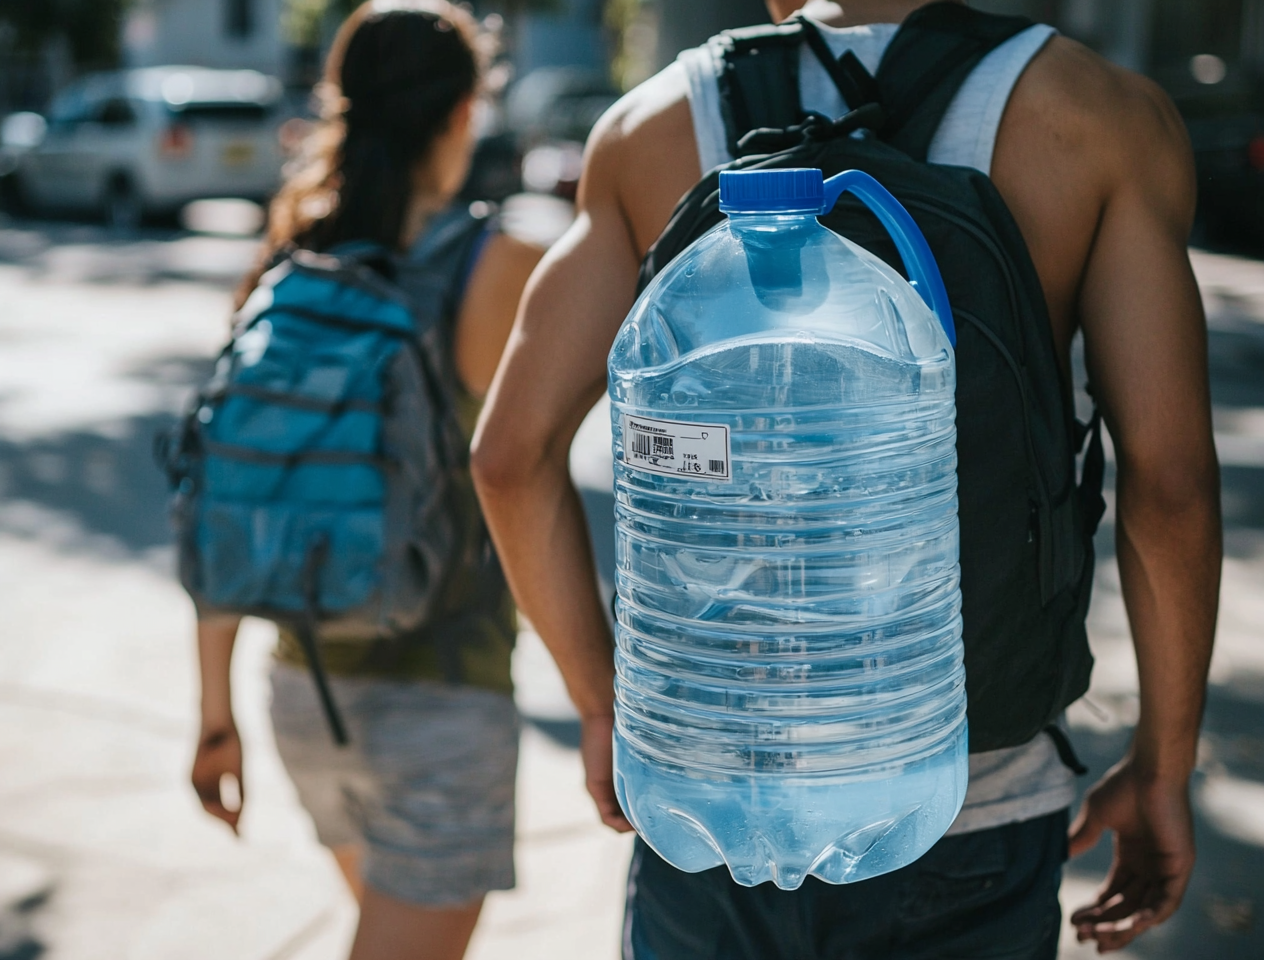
[396,203,496,336]
[875,2,1034,161]
[716,22,805,161]
[717,6,1036,163]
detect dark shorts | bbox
[624,809,1069,960]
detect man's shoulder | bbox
[1011,35,1188,174]
[590,61,693,155]
[581,62,703,252]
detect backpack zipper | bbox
[899,192,1058,516]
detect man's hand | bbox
[581,714,632,832]
[191,723,244,834]
[1068,756,1196,953]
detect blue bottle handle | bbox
[822,170,956,347]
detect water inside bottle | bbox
[609,183,968,890]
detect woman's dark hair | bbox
[237,0,486,307]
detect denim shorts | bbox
[624,808,1069,960]
[270,664,519,907]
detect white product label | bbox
[620,414,731,482]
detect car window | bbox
[98,98,137,127]
[170,102,271,124]
[47,88,96,130]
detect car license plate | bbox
[221,141,255,167]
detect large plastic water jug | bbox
[608,168,967,890]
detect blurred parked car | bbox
[1188,114,1264,245]
[505,67,618,148]
[0,111,45,212]
[497,67,617,206]
[458,130,523,205]
[5,67,288,228]
[521,140,584,200]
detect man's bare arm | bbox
[471,106,645,830]
[1066,70,1221,952]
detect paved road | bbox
[0,217,1260,958]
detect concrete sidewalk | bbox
[0,225,632,959]
[0,221,1261,958]
[0,530,631,960]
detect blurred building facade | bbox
[122,0,287,77]
[972,0,1264,115]
[506,0,609,77]
[635,0,1264,116]
[652,0,769,72]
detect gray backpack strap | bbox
[399,203,496,341]
[396,203,497,464]
[372,204,498,684]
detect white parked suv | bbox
[11,66,289,228]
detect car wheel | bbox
[103,176,142,231]
[0,172,27,217]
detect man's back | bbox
[473,1,1221,954]
[592,11,1195,375]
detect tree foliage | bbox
[283,0,564,48]
[282,0,359,47]
[0,0,128,67]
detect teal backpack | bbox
[160,206,495,742]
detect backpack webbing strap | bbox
[874,2,1034,161]
[716,22,804,160]
[297,537,350,746]
[798,17,880,117]
[1044,723,1089,775]
[1076,405,1107,538]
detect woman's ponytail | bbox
[236,0,487,307]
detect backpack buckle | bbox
[735,104,886,157]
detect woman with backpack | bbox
[186,3,541,958]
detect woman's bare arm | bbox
[191,614,245,833]
[453,233,544,398]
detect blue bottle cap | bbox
[719,168,825,214]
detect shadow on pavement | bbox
[0,216,255,289]
[1207,303,1264,554]
[1222,464,1264,535]
[526,718,583,749]
[1209,325,1264,409]
[0,887,49,960]
[0,354,212,556]
[1067,685,1264,957]
[579,486,617,598]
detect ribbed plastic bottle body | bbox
[608,213,967,890]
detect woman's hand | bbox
[193,615,243,831]
[191,723,244,833]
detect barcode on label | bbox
[620,414,731,483]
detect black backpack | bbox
[638,3,1105,754]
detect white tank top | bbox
[671,17,1077,837]
[678,18,1055,177]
